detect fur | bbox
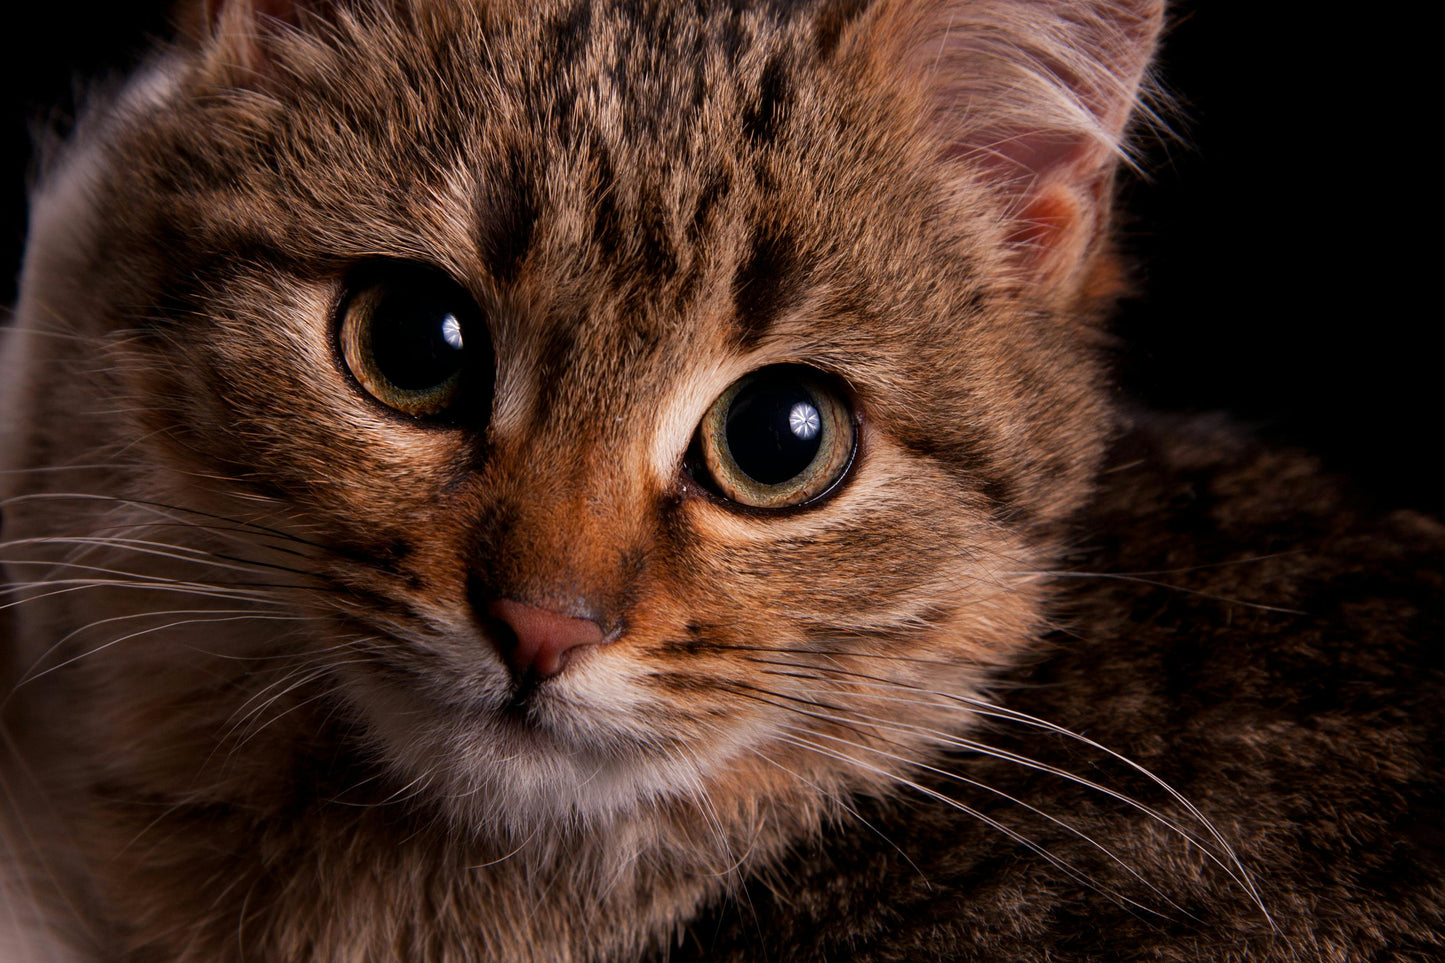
[1,2,1439,961]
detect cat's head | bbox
[6,0,1161,837]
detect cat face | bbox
[3,0,1157,836]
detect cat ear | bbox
[178,0,343,73]
[848,0,1164,290]
[202,0,306,25]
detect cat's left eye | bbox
[338,265,491,419]
[688,365,856,510]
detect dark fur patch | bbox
[891,425,1021,522]
[689,170,730,242]
[530,324,577,426]
[742,54,790,145]
[590,139,624,261]
[731,223,798,347]
[475,147,538,285]
[135,220,309,330]
[636,192,679,283]
[549,0,595,65]
[812,0,872,59]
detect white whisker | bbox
[757,670,1245,881]
[15,614,316,688]
[0,533,317,579]
[773,730,1170,921]
[749,686,1202,919]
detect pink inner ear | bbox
[941,128,1098,263]
[1005,185,1080,251]
[943,130,1096,195]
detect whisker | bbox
[467,832,537,871]
[773,730,1171,921]
[1009,569,1308,617]
[755,669,1244,878]
[763,659,1274,926]
[0,579,286,616]
[684,641,975,670]
[0,492,334,555]
[0,534,320,581]
[223,660,346,739]
[347,769,440,811]
[0,729,104,952]
[729,683,1198,920]
[217,660,374,760]
[642,728,750,880]
[14,613,317,689]
[1048,552,1308,579]
[191,636,374,664]
[720,725,932,888]
[21,604,309,672]
[0,555,297,596]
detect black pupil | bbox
[725,376,823,485]
[368,287,466,391]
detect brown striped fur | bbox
[2,1,1440,961]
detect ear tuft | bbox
[179,0,336,74]
[205,0,306,26]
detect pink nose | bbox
[487,599,605,679]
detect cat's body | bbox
[1,1,1440,961]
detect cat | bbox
[2,0,1442,961]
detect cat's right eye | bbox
[338,266,490,419]
[688,365,857,510]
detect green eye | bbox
[338,266,488,418]
[690,366,856,509]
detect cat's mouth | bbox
[334,636,713,828]
[499,658,595,716]
[336,613,636,745]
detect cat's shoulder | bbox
[1084,411,1445,648]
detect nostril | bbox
[486,599,606,680]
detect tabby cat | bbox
[2,1,1441,960]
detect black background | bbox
[4,3,1433,513]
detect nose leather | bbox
[487,599,605,679]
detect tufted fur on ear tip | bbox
[177,0,353,74]
[849,0,1165,289]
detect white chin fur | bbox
[335,658,761,836]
